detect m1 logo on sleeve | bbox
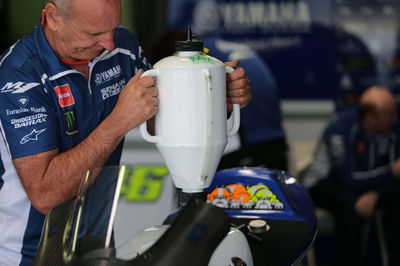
[54,84,75,107]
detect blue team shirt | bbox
[0,22,150,265]
[304,108,400,193]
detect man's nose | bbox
[99,33,115,51]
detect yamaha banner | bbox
[167,0,400,101]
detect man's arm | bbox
[302,139,332,189]
[13,70,158,214]
[301,134,344,210]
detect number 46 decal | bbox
[120,165,169,202]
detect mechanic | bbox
[303,86,400,265]
[0,0,252,265]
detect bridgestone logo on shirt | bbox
[11,113,47,128]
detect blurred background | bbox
[2,0,400,265]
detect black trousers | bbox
[309,179,400,266]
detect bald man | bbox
[303,86,400,265]
[0,0,252,264]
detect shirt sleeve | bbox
[137,44,152,71]
[115,26,152,73]
[302,136,332,189]
[0,66,59,159]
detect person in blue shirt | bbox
[303,86,400,265]
[0,0,252,265]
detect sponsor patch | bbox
[20,128,46,144]
[0,82,40,94]
[17,96,29,107]
[54,84,75,107]
[101,79,125,100]
[11,113,47,129]
[6,106,46,116]
[95,65,122,85]
[63,109,79,138]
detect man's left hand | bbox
[225,60,252,112]
[355,190,379,218]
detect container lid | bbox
[175,27,204,52]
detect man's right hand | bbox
[111,69,159,133]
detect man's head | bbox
[43,0,122,62]
[43,0,70,17]
[358,86,398,134]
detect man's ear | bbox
[45,2,64,32]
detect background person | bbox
[302,86,400,265]
[0,0,252,265]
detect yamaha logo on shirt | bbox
[54,84,75,107]
[95,65,122,85]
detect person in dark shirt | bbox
[303,86,400,265]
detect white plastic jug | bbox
[140,30,240,193]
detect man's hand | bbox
[225,60,252,112]
[112,69,159,133]
[354,190,378,217]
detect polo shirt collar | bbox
[33,21,75,77]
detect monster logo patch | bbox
[63,109,79,138]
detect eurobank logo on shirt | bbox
[54,84,75,107]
